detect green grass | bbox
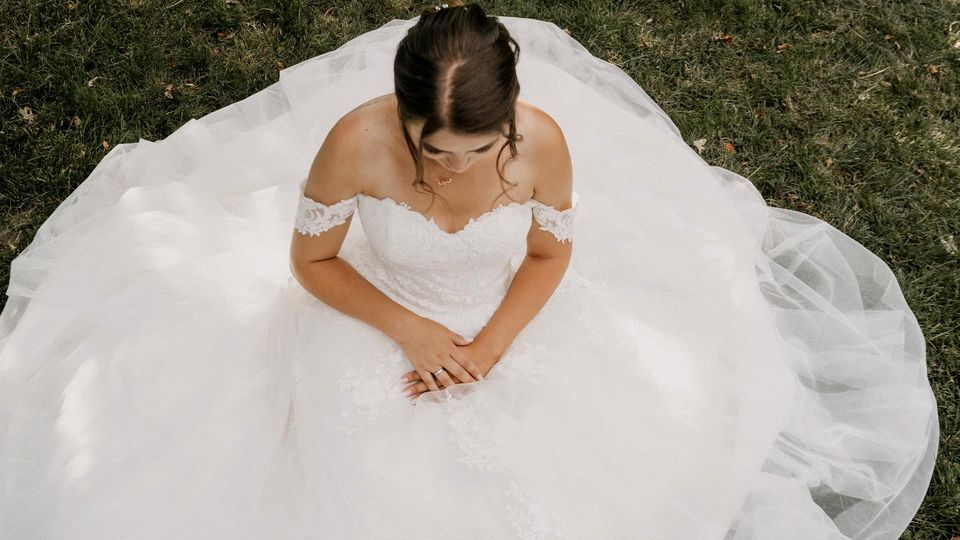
[1,0,957,536]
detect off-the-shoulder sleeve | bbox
[294,191,359,236]
[529,190,580,244]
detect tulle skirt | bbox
[0,15,938,539]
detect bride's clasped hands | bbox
[394,314,500,401]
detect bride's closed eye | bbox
[424,143,494,155]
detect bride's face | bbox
[408,120,502,174]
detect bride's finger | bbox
[443,355,475,383]
[418,369,441,392]
[449,349,481,382]
[435,366,457,389]
[403,380,428,397]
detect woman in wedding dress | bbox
[0,2,939,539]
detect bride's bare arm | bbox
[473,252,571,360]
[291,257,421,342]
[471,113,575,360]
[289,114,420,343]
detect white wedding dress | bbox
[0,15,939,540]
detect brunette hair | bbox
[394,1,523,211]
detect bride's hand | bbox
[400,340,499,401]
[394,315,484,394]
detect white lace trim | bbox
[529,190,580,244]
[296,188,581,242]
[294,192,358,236]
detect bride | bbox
[292,89,575,398]
[0,2,939,539]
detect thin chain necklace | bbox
[429,161,456,186]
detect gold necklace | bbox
[431,162,455,186]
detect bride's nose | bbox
[446,156,470,172]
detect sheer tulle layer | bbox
[0,15,937,540]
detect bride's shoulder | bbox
[517,101,573,204]
[518,100,568,156]
[304,95,394,203]
[330,93,396,158]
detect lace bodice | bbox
[294,177,580,337]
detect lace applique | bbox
[334,350,407,435]
[492,341,554,388]
[505,481,569,539]
[294,192,358,236]
[443,399,504,473]
[529,190,580,244]
[555,267,606,294]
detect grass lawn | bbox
[1,0,957,536]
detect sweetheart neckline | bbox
[356,192,532,237]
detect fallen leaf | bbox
[102,140,110,151]
[786,193,809,210]
[17,106,34,123]
[940,234,958,256]
[714,32,735,44]
[723,141,736,153]
[164,84,174,99]
[692,138,707,153]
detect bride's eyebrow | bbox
[422,136,500,153]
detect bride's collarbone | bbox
[359,135,535,231]
[363,173,533,233]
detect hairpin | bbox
[434,3,449,11]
